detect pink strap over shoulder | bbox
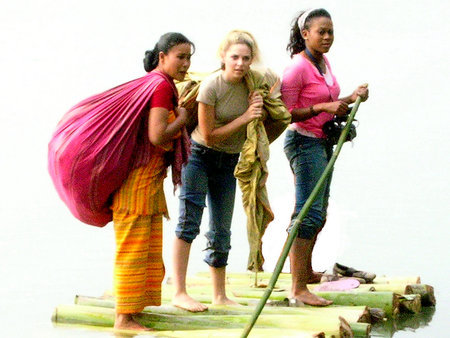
[48,71,190,227]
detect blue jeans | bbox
[284,130,333,239]
[176,141,240,268]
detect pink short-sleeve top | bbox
[281,53,340,138]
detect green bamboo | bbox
[373,276,421,284]
[240,96,364,338]
[152,328,324,337]
[166,277,426,298]
[53,304,363,336]
[196,271,292,280]
[345,283,428,295]
[405,284,436,306]
[398,294,422,314]
[201,272,421,285]
[191,272,423,289]
[74,295,370,323]
[233,289,397,317]
[349,322,371,337]
[53,324,323,337]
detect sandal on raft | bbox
[267,298,305,307]
[333,263,376,283]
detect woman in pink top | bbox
[281,8,368,306]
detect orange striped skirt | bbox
[111,156,168,314]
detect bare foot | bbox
[172,293,208,312]
[212,295,240,306]
[291,290,333,307]
[308,271,324,284]
[114,313,152,331]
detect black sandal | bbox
[333,262,376,283]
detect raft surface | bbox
[52,272,436,337]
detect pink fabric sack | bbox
[48,71,189,227]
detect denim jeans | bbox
[283,129,333,239]
[176,141,240,268]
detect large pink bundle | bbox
[48,70,188,227]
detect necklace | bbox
[304,48,324,75]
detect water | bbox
[1,0,449,337]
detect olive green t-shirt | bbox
[191,71,249,154]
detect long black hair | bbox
[286,8,331,58]
[143,32,195,72]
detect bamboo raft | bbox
[52,272,435,337]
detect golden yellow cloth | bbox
[235,69,291,272]
[111,141,170,313]
[113,213,164,313]
[111,152,168,217]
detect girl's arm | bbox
[148,106,187,146]
[339,83,369,104]
[290,100,350,121]
[199,92,263,147]
[290,84,368,121]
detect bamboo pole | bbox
[232,289,397,317]
[152,328,324,337]
[74,295,370,323]
[373,276,421,284]
[54,323,324,338]
[196,271,292,280]
[349,322,371,336]
[357,283,410,294]
[398,294,422,314]
[53,304,363,336]
[405,284,436,306]
[240,96,364,338]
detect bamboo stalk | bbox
[373,276,421,284]
[151,328,325,337]
[233,289,398,318]
[74,294,370,323]
[405,284,436,306]
[53,304,356,336]
[349,322,372,336]
[54,323,324,338]
[241,97,364,338]
[166,278,424,297]
[53,304,237,330]
[369,308,386,323]
[195,271,292,280]
[339,316,353,337]
[357,283,409,294]
[212,272,421,285]
[398,294,422,314]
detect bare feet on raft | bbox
[291,290,333,307]
[212,295,240,306]
[114,313,152,331]
[172,292,208,312]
